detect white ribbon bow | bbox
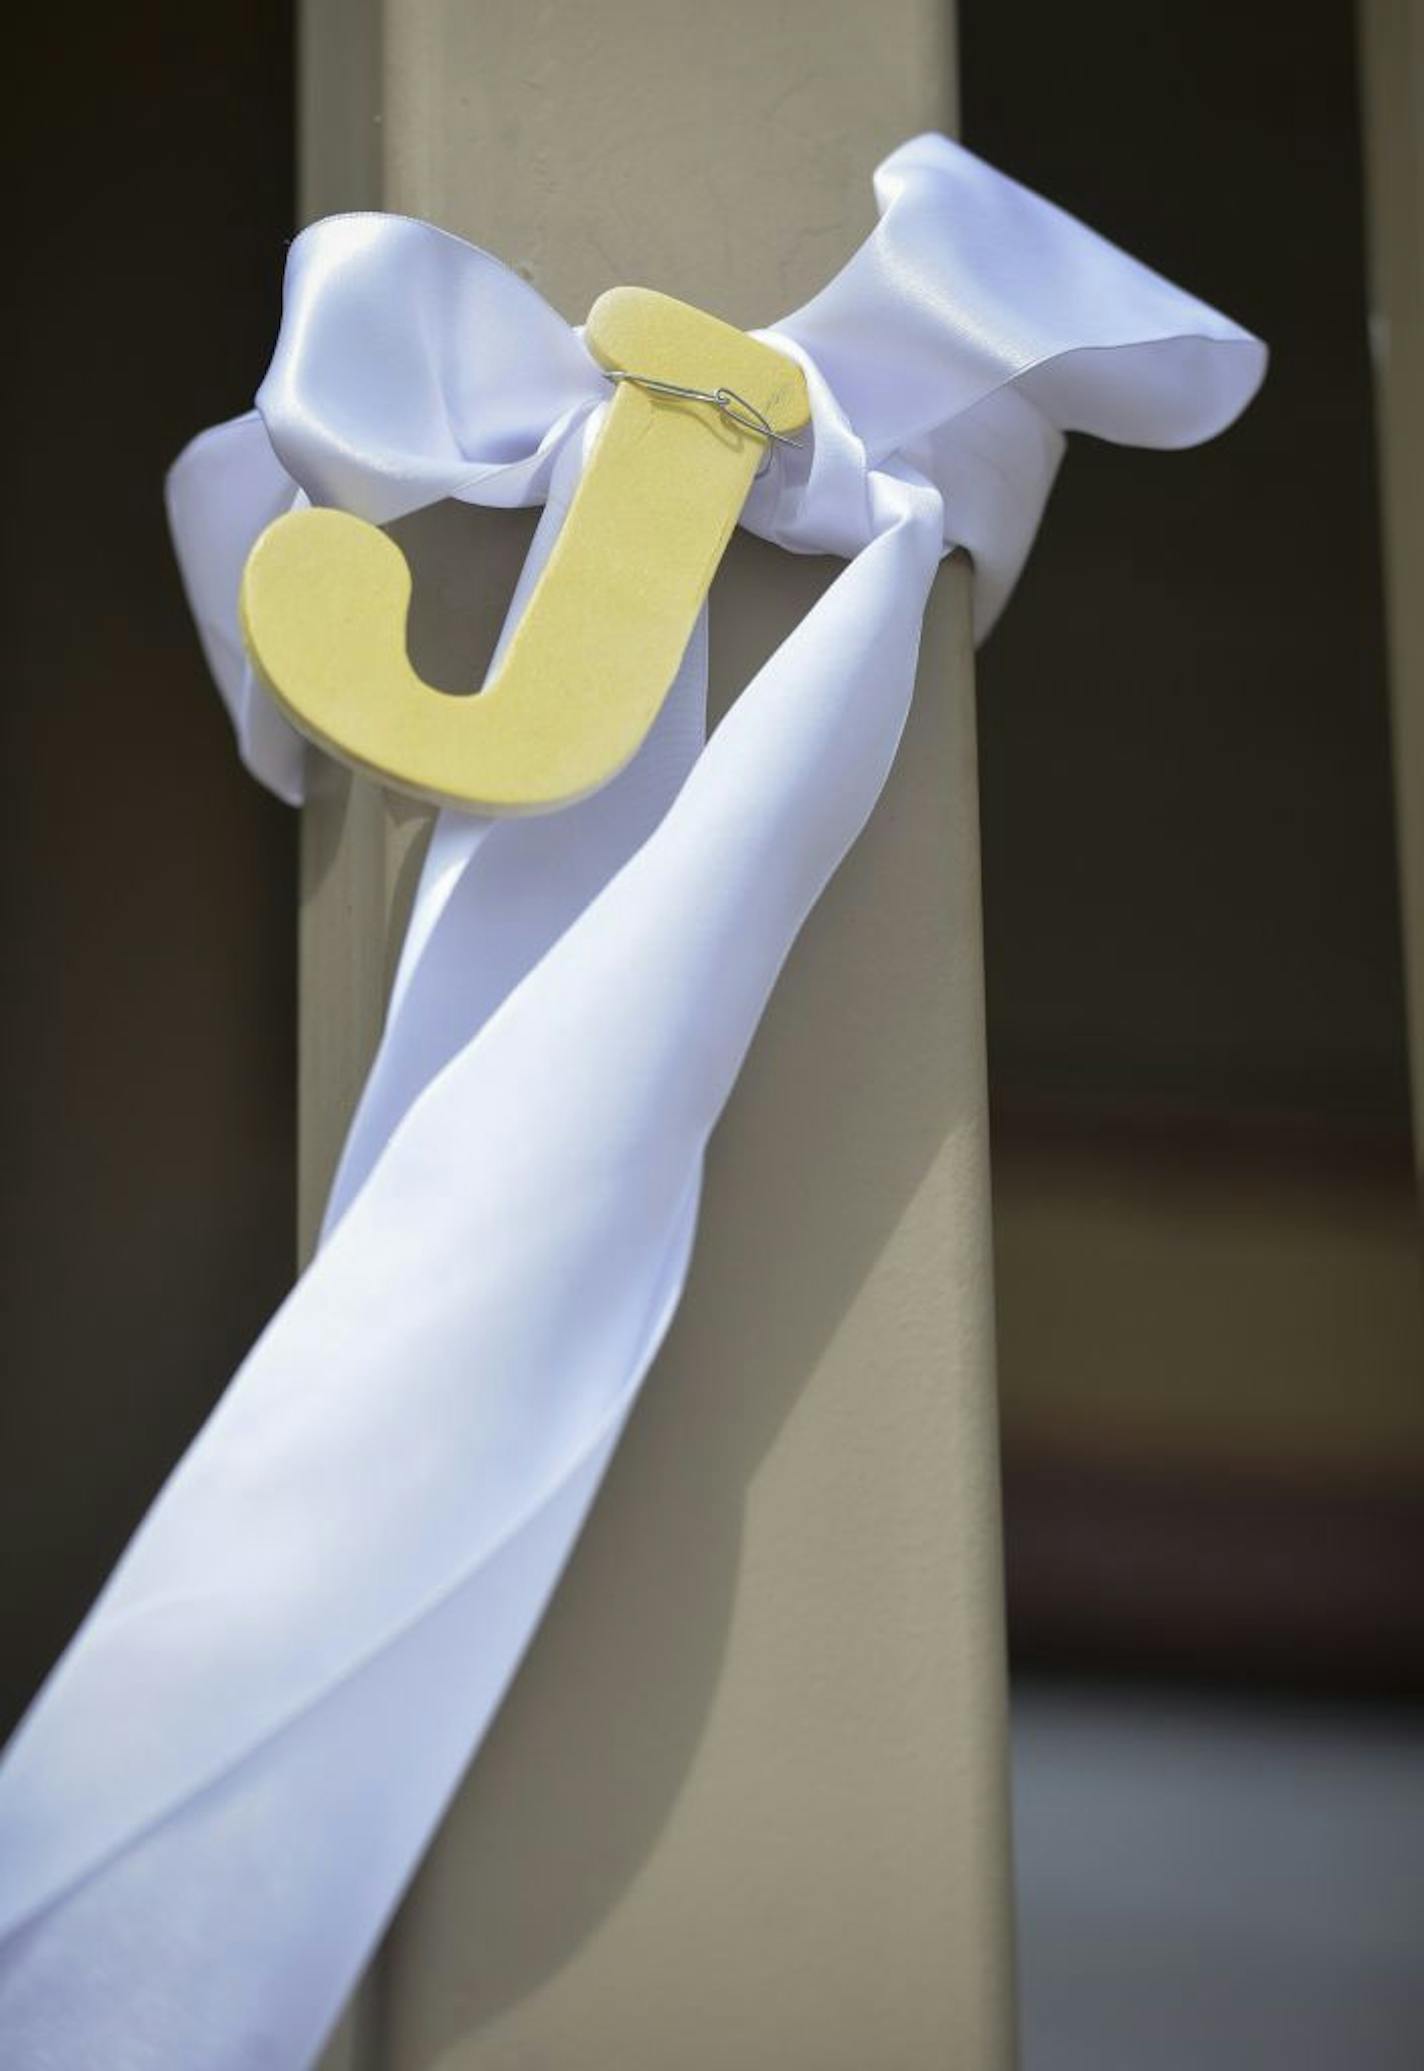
[0,134,1263,2070]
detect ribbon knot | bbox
[169,133,1262,811]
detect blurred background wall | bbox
[0,4,297,1735]
[962,0,1424,1695]
[960,2,1424,2061]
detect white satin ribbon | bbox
[0,134,1263,2069]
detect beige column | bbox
[1359,1,1424,1187]
[299,4,1014,2066]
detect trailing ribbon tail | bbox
[0,475,943,2068]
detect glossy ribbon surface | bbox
[0,135,1264,2069]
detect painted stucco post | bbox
[299,5,1015,2065]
